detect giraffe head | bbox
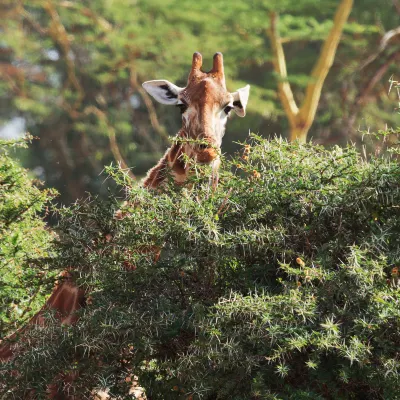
[142,52,250,164]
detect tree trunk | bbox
[290,124,310,143]
[268,0,354,142]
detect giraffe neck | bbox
[0,272,85,362]
[143,129,193,189]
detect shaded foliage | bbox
[1,137,399,399]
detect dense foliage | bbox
[1,0,399,203]
[1,136,399,399]
[0,138,56,337]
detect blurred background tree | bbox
[1,0,399,204]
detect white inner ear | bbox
[232,84,250,117]
[142,80,184,105]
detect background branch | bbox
[268,0,354,142]
[268,12,299,127]
[43,0,84,111]
[298,0,354,141]
[129,66,169,142]
[359,27,400,71]
[84,106,136,181]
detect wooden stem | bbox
[268,0,354,142]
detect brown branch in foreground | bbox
[268,0,354,142]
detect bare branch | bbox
[129,66,169,141]
[267,1,353,142]
[392,0,400,15]
[59,1,112,32]
[268,12,299,127]
[359,27,400,71]
[84,106,136,180]
[20,8,48,35]
[357,53,399,107]
[43,1,84,111]
[298,0,354,140]
[346,52,400,132]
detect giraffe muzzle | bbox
[195,140,219,163]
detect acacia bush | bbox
[1,136,400,399]
[0,138,56,337]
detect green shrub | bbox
[1,136,399,399]
[0,138,56,336]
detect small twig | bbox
[19,271,48,321]
[84,106,136,180]
[130,66,169,141]
[43,0,84,111]
[217,187,233,216]
[20,7,48,35]
[357,53,399,107]
[59,1,112,32]
[346,52,399,133]
[358,27,400,71]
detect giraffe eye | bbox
[224,105,233,114]
[177,104,188,114]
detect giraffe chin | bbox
[196,148,218,164]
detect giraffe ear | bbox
[231,85,250,117]
[142,80,184,105]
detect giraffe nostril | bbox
[199,143,208,150]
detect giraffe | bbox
[142,51,250,189]
[0,52,250,397]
